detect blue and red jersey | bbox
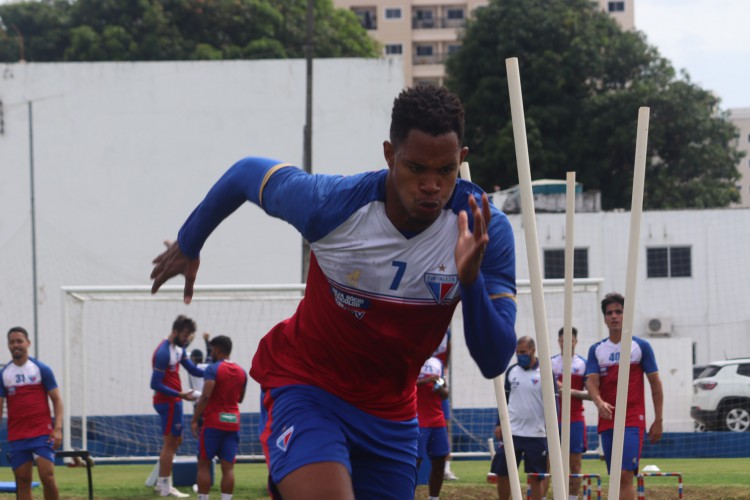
[176,157,518,421]
[151,339,204,404]
[416,357,445,428]
[585,336,658,431]
[202,360,247,432]
[551,353,587,423]
[0,358,58,441]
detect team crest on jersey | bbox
[277,426,294,452]
[29,375,37,383]
[423,273,459,304]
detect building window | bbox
[646,246,692,278]
[385,44,402,55]
[352,8,377,30]
[416,45,434,57]
[543,248,589,279]
[447,43,461,55]
[385,8,401,19]
[608,1,625,12]
[446,8,464,20]
[413,8,435,28]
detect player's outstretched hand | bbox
[151,240,200,304]
[455,193,491,285]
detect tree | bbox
[0,0,378,63]
[446,0,742,209]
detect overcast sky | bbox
[637,0,748,110]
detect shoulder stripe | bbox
[490,292,517,303]
[259,163,293,207]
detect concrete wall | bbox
[0,58,404,374]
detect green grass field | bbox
[0,457,748,499]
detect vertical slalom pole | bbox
[561,171,576,483]
[460,161,522,500]
[506,56,567,499]
[608,107,650,497]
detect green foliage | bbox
[0,0,378,63]
[446,0,742,209]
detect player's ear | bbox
[383,141,394,168]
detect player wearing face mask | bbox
[490,336,552,500]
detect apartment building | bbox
[333,0,635,86]
[729,108,750,207]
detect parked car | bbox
[690,358,750,432]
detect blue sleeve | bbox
[150,370,180,398]
[37,361,58,392]
[585,343,600,377]
[203,362,218,382]
[181,356,205,377]
[460,274,517,379]
[637,338,659,374]
[177,156,385,257]
[0,367,7,397]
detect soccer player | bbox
[491,336,548,500]
[585,292,664,499]
[416,356,450,500]
[551,326,590,500]
[151,315,205,498]
[151,84,518,499]
[0,326,63,500]
[191,335,247,500]
[432,329,458,481]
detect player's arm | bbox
[180,356,205,377]
[458,194,517,379]
[150,368,182,398]
[640,340,663,443]
[571,388,591,401]
[48,387,63,449]
[238,374,247,404]
[191,379,215,438]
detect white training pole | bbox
[608,107,650,497]
[561,172,576,482]
[460,160,522,500]
[506,56,567,500]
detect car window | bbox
[698,365,721,378]
[737,364,750,377]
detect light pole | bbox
[301,0,314,283]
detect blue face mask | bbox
[517,354,532,368]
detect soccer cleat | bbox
[486,472,498,484]
[161,486,190,498]
[444,470,459,481]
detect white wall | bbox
[0,59,404,375]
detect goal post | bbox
[61,284,304,462]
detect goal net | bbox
[448,277,604,458]
[62,284,304,462]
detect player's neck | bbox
[12,355,29,366]
[608,330,622,344]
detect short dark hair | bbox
[190,349,203,363]
[558,326,578,337]
[517,336,535,349]
[389,84,465,150]
[601,292,625,315]
[7,326,29,340]
[209,335,232,356]
[172,315,196,334]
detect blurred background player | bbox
[552,326,591,500]
[432,328,458,481]
[0,326,63,500]
[150,84,518,499]
[585,292,664,499]
[491,336,548,500]
[416,356,450,500]
[150,315,205,498]
[188,332,212,398]
[191,335,247,500]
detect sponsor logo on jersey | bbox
[277,426,294,452]
[8,387,15,396]
[330,285,370,317]
[219,413,238,423]
[423,273,459,304]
